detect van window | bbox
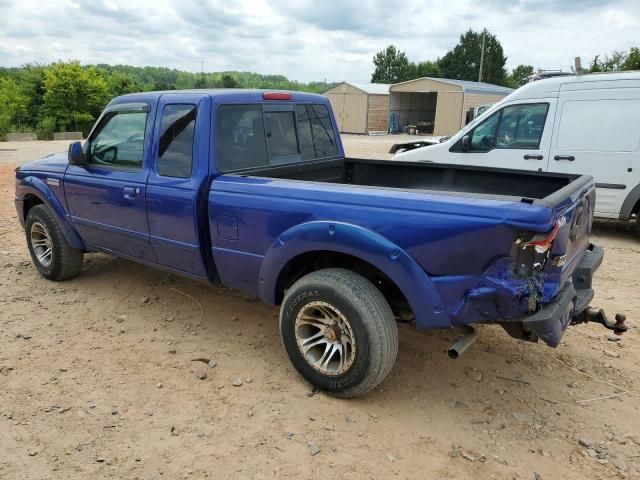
[557,99,640,152]
[467,103,548,152]
[495,103,548,149]
[470,111,500,151]
[216,103,337,172]
[157,104,196,178]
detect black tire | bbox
[280,268,398,398]
[25,204,83,280]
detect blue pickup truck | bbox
[14,90,624,397]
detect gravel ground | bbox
[1,137,639,480]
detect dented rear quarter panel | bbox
[208,175,593,330]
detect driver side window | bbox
[495,103,548,149]
[89,111,148,168]
[470,111,500,151]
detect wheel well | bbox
[275,251,413,319]
[633,198,640,217]
[23,194,44,220]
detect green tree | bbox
[509,64,534,87]
[0,77,29,127]
[15,64,46,128]
[42,61,109,134]
[415,60,441,78]
[107,72,143,96]
[0,77,29,139]
[371,45,411,83]
[589,51,626,72]
[219,74,238,88]
[0,61,342,141]
[439,29,508,85]
[405,60,442,80]
[623,47,640,70]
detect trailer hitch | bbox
[572,308,628,335]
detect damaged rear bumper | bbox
[521,244,604,347]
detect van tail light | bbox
[263,92,291,100]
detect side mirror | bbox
[68,141,86,165]
[461,134,471,152]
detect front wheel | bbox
[279,268,398,398]
[25,204,84,280]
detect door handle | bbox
[524,154,543,160]
[123,186,140,199]
[554,155,575,161]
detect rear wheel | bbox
[279,268,398,398]
[25,205,83,280]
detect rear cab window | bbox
[157,104,197,178]
[216,103,338,172]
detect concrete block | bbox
[6,132,38,141]
[53,132,83,140]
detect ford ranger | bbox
[14,90,625,397]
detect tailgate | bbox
[523,175,596,303]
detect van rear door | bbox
[453,99,556,171]
[547,83,640,218]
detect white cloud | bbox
[603,9,636,29]
[0,0,638,82]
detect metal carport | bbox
[389,77,513,136]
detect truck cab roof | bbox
[109,89,329,106]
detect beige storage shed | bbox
[324,82,390,134]
[389,77,513,136]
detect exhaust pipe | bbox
[448,326,478,359]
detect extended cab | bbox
[14,90,623,397]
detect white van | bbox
[394,72,640,232]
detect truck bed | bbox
[234,157,579,203]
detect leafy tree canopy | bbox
[509,64,534,87]
[371,45,411,83]
[42,61,109,133]
[589,47,640,72]
[439,29,508,86]
[371,31,514,88]
[0,61,339,140]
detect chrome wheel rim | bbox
[294,301,356,376]
[30,221,53,267]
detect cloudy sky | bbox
[0,0,638,82]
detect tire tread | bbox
[281,268,398,398]
[26,205,83,280]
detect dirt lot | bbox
[1,137,639,480]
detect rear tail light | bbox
[522,221,561,254]
[263,92,291,100]
[513,218,566,275]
